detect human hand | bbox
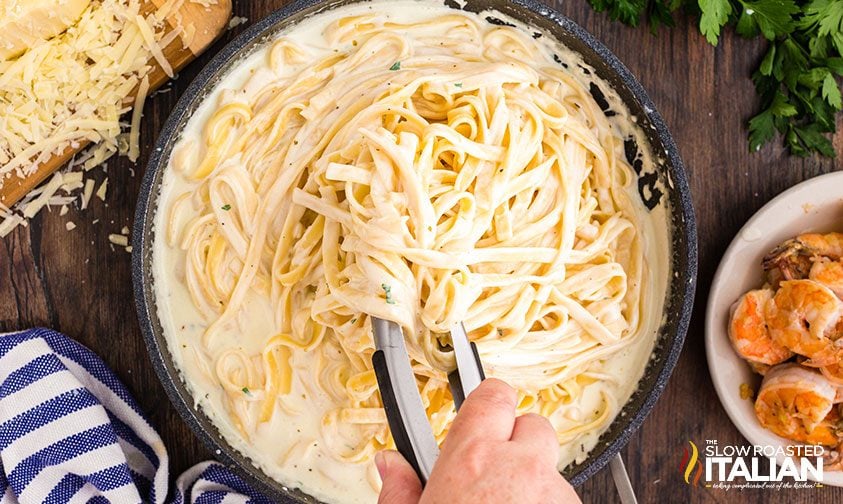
[376,378,582,504]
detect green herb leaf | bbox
[748,109,776,151]
[736,8,760,38]
[801,0,843,37]
[810,94,837,129]
[769,92,799,117]
[809,33,831,58]
[389,61,401,71]
[794,123,836,156]
[221,204,232,211]
[455,82,463,88]
[826,57,843,75]
[242,387,251,395]
[822,72,842,108]
[649,0,679,34]
[760,44,776,76]
[699,0,732,46]
[381,283,395,304]
[587,0,649,27]
[738,0,798,41]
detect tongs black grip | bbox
[372,318,486,485]
[371,318,440,483]
[446,322,485,411]
[447,341,485,410]
[372,350,432,480]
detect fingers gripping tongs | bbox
[371,318,485,484]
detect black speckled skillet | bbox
[132,0,698,501]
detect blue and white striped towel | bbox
[0,328,273,504]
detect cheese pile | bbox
[0,0,93,60]
[0,0,210,238]
[0,159,113,239]
[0,0,183,180]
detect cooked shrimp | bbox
[820,363,843,386]
[817,362,843,403]
[748,361,772,375]
[729,289,793,365]
[825,445,843,471]
[821,406,843,470]
[766,280,843,366]
[799,418,842,446]
[798,356,843,402]
[763,232,843,288]
[797,232,843,259]
[764,240,815,287]
[755,364,839,445]
[810,406,843,450]
[810,259,843,299]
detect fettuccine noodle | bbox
[159,3,651,499]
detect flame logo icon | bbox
[680,441,703,486]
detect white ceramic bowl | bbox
[706,170,843,487]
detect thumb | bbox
[376,450,423,504]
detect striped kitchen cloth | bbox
[0,328,273,504]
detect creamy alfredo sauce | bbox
[152,2,670,502]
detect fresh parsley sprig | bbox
[586,0,843,157]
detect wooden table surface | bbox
[2,1,841,503]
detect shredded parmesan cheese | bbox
[66,221,76,231]
[0,0,214,238]
[0,0,93,60]
[22,173,63,218]
[60,171,85,192]
[0,215,25,238]
[129,75,150,162]
[135,14,173,78]
[96,178,109,201]
[108,233,129,247]
[228,16,247,29]
[80,179,95,210]
[84,142,116,171]
[49,195,75,206]
[0,0,179,183]
[154,0,182,22]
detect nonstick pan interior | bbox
[132,1,698,501]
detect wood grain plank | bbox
[0,230,52,329]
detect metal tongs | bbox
[371,317,638,504]
[371,318,485,484]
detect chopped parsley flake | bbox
[350,318,357,324]
[455,82,463,88]
[221,204,231,211]
[382,283,395,304]
[389,61,401,71]
[242,387,251,395]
